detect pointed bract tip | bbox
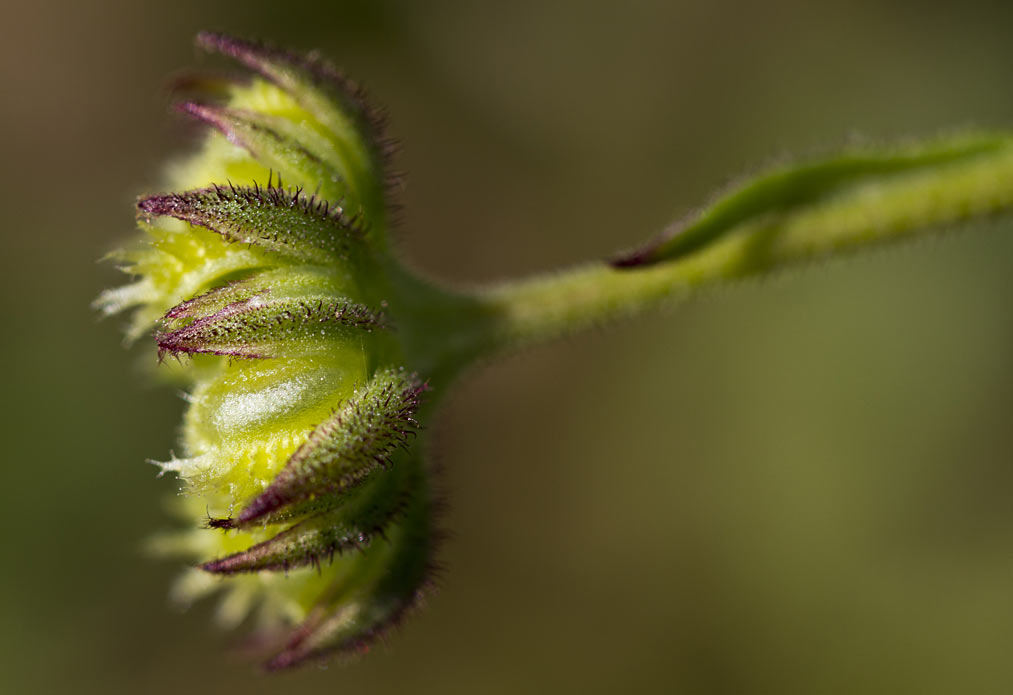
[610,246,659,269]
[236,491,284,526]
[137,193,177,219]
[174,100,223,124]
[173,101,242,144]
[200,555,244,575]
[196,31,271,62]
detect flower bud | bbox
[98,33,439,668]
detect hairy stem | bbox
[452,133,1013,361]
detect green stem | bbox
[390,131,1013,389]
[457,134,1013,360]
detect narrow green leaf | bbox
[614,132,1013,267]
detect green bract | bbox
[99,33,1013,670]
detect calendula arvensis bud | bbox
[98,33,443,669]
[99,31,1013,673]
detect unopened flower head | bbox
[98,33,440,669]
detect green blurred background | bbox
[4,1,1013,692]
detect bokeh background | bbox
[4,1,1013,692]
